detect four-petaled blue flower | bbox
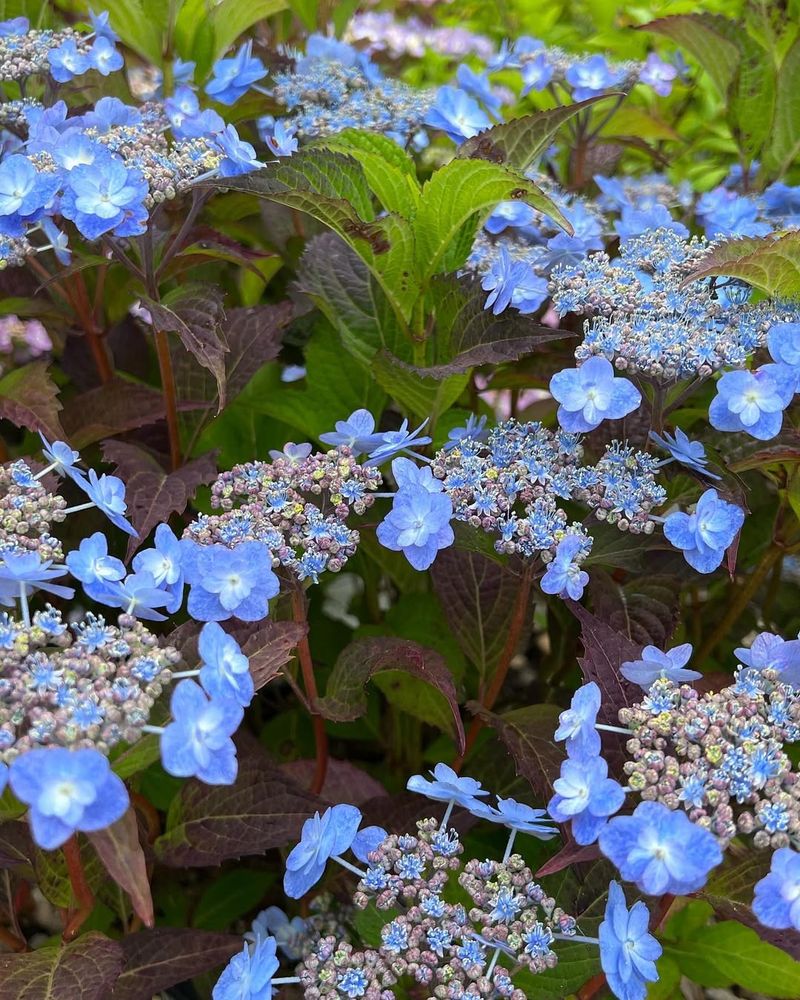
[247,906,307,960]
[132,523,185,613]
[709,365,795,440]
[649,428,720,479]
[548,754,626,844]
[735,631,800,687]
[284,803,363,898]
[481,247,549,315]
[75,469,137,536]
[9,746,128,849]
[540,535,590,601]
[47,38,90,82]
[470,797,557,838]
[160,679,243,785]
[599,881,662,1000]
[599,800,722,895]
[638,53,677,97]
[620,642,702,689]
[265,119,298,158]
[376,486,454,570]
[550,358,641,433]
[183,541,280,622]
[443,415,489,451]
[425,86,491,143]
[565,55,625,101]
[554,681,601,756]
[320,409,384,455]
[752,847,800,931]
[39,434,85,484]
[368,419,432,463]
[407,762,489,808]
[0,552,74,603]
[206,41,267,105]
[198,621,254,708]
[663,488,744,574]
[768,322,800,371]
[66,532,126,599]
[213,935,279,1000]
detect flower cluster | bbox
[0,14,119,86]
[214,764,662,1000]
[0,315,52,375]
[345,12,495,61]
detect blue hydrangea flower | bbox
[284,804,363,898]
[649,428,720,479]
[548,754,626,845]
[61,157,148,240]
[390,457,442,493]
[216,125,261,177]
[470,797,556,838]
[752,847,800,931]
[9,747,128,849]
[265,119,298,157]
[599,881,661,1000]
[768,322,800,370]
[160,679,243,785]
[89,36,123,76]
[407,762,489,808]
[540,535,590,601]
[484,202,536,235]
[425,86,491,143]
[131,523,185,614]
[92,571,171,621]
[554,682,601,756]
[565,55,625,101]
[697,188,771,239]
[521,53,554,94]
[443,415,489,452]
[213,936,279,1000]
[206,40,267,105]
[0,156,60,235]
[48,38,90,82]
[198,621,254,708]
[614,204,688,242]
[620,643,701,689]
[481,247,549,315]
[88,10,119,42]
[709,365,795,440]
[183,541,280,622]
[0,552,74,604]
[599,800,722,895]
[550,358,641,433]
[75,469,137,536]
[248,907,307,959]
[456,64,502,115]
[663,489,744,574]
[66,532,126,598]
[735,631,800,687]
[38,434,85,484]
[638,53,677,96]
[319,409,384,455]
[368,419,432,463]
[376,486,454,570]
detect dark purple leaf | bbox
[88,808,153,928]
[468,701,562,804]
[145,287,228,411]
[316,637,465,754]
[282,758,387,806]
[567,601,641,725]
[101,441,218,556]
[535,838,602,877]
[0,821,34,870]
[0,932,124,1000]
[61,379,175,448]
[111,928,240,1000]
[431,549,527,678]
[0,361,63,440]
[242,620,307,691]
[588,571,680,649]
[154,742,323,867]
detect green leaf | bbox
[647,955,682,1000]
[664,920,800,997]
[192,870,274,930]
[681,231,800,299]
[764,36,800,178]
[415,160,569,279]
[457,97,613,172]
[371,350,469,422]
[0,361,62,440]
[728,32,776,160]
[0,932,123,1000]
[644,14,741,97]
[77,0,164,63]
[208,0,287,59]
[109,735,161,780]
[285,0,317,30]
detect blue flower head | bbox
[75,469,137,536]
[265,119,298,158]
[215,124,261,177]
[752,847,800,931]
[540,535,590,601]
[620,642,702,689]
[89,36,124,76]
[407,762,489,809]
[284,803,363,898]
[206,40,267,105]
[0,552,74,603]
[425,85,491,143]
[368,419,432,463]
[481,247,549,316]
[550,357,641,433]
[91,571,171,621]
[548,753,626,845]
[39,434,85,484]
[319,409,383,455]
[132,523,185,614]
[66,532,126,595]
[735,631,800,687]
[599,881,662,1000]
[198,621,254,708]
[768,322,800,369]
[456,64,502,115]
[376,486,454,570]
[160,679,243,785]
[599,800,722,895]
[484,202,536,235]
[649,428,720,479]
[709,365,795,440]
[183,540,280,622]
[554,681,601,756]
[565,55,625,101]
[663,489,744,574]
[470,796,557,838]
[9,747,129,849]
[638,53,677,96]
[521,53,554,94]
[48,38,90,82]
[248,906,307,960]
[213,936,279,1000]
[61,157,148,241]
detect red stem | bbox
[62,835,94,941]
[291,587,329,795]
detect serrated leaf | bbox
[765,36,800,178]
[457,97,613,172]
[568,601,641,726]
[415,160,570,279]
[0,361,62,440]
[154,743,322,867]
[681,231,800,299]
[728,31,776,159]
[0,932,124,1000]
[111,928,240,1000]
[60,379,174,449]
[317,637,466,753]
[588,571,680,649]
[241,620,306,691]
[643,14,741,96]
[88,808,153,929]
